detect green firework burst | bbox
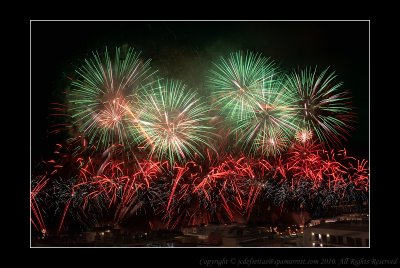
[67,47,157,151]
[206,51,279,122]
[135,79,215,163]
[234,74,299,157]
[283,66,355,147]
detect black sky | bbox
[31,21,369,161]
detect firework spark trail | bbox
[114,160,164,222]
[118,101,154,149]
[57,199,71,234]
[322,150,349,191]
[285,140,324,188]
[167,163,190,210]
[31,176,49,232]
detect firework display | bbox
[31,47,368,234]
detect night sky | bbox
[31,21,369,161]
